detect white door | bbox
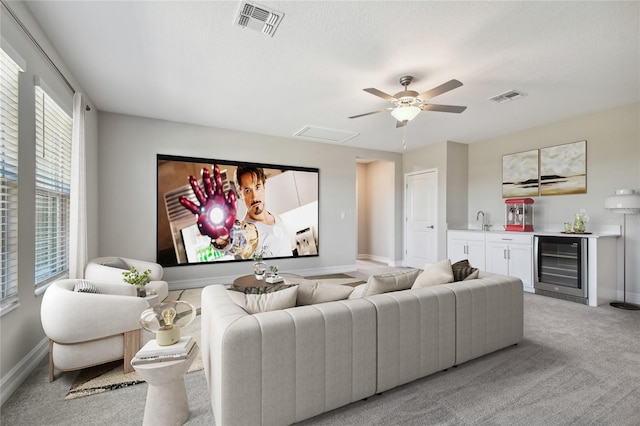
[405,170,438,268]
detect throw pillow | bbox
[451,259,480,281]
[289,278,354,305]
[348,283,367,299]
[412,259,454,289]
[100,257,130,270]
[73,280,101,294]
[228,284,298,314]
[362,268,421,297]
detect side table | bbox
[132,344,199,426]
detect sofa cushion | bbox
[412,259,454,288]
[73,280,101,294]
[228,284,299,314]
[291,278,354,305]
[451,259,480,281]
[360,269,421,297]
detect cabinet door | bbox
[485,242,509,275]
[467,240,486,271]
[448,238,468,264]
[507,243,533,287]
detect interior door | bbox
[405,170,438,268]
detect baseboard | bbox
[1,337,49,406]
[357,254,403,267]
[168,264,358,290]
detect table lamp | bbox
[139,300,196,345]
[604,189,640,310]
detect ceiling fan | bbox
[349,76,467,128]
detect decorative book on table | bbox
[132,336,195,364]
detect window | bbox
[34,85,72,290]
[0,48,22,311]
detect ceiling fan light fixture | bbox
[390,105,421,123]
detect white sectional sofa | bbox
[201,271,523,426]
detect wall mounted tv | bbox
[157,154,319,267]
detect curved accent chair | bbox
[84,256,169,303]
[41,279,154,381]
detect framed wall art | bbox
[539,140,586,196]
[502,149,539,198]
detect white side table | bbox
[132,344,199,426]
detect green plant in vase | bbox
[122,267,151,297]
[253,246,269,280]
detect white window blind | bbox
[1,48,21,309]
[35,85,72,289]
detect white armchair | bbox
[41,279,154,381]
[85,256,168,303]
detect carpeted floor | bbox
[2,265,639,425]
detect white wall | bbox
[0,2,99,401]
[467,103,639,302]
[97,112,403,285]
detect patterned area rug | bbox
[65,289,203,400]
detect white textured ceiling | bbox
[21,1,640,153]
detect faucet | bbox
[476,210,489,231]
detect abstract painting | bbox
[502,149,539,197]
[539,140,586,196]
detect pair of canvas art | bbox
[502,140,586,198]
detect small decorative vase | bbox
[253,261,266,280]
[573,213,586,233]
[136,285,147,297]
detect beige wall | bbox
[97,112,404,284]
[356,160,395,262]
[467,102,640,302]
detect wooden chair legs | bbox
[123,329,141,374]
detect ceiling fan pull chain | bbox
[402,125,407,151]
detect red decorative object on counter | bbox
[505,198,534,231]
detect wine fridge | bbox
[534,236,588,304]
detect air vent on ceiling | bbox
[236,1,284,37]
[294,126,359,144]
[489,90,527,104]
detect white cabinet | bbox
[485,233,533,291]
[447,231,486,271]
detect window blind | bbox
[34,85,72,288]
[0,48,21,309]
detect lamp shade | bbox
[604,189,640,214]
[390,106,421,123]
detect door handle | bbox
[427,225,434,229]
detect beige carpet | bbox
[65,288,203,400]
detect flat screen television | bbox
[157,154,319,267]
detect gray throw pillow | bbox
[451,259,479,281]
[363,268,421,297]
[101,257,130,270]
[73,280,100,294]
[228,284,299,314]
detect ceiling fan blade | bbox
[417,79,463,101]
[420,104,467,113]
[396,120,407,128]
[348,109,390,119]
[363,88,397,102]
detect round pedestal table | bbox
[132,344,199,426]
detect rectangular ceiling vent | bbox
[236,2,284,37]
[294,126,359,144]
[489,90,527,104]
